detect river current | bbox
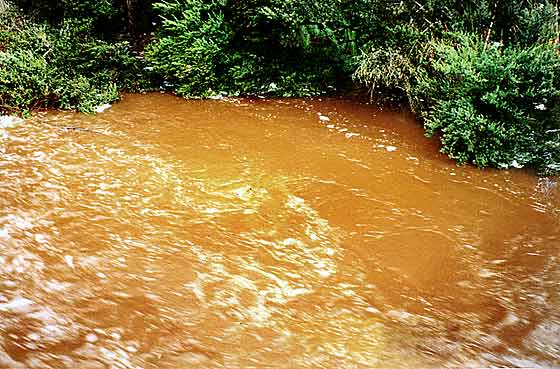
[0,94,559,368]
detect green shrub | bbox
[10,0,124,36]
[0,14,145,114]
[416,34,560,172]
[355,26,560,173]
[145,0,358,97]
[144,0,232,97]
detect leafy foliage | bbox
[418,35,560,171]
[0,13,145,114]
[144,0,232,97]
[354,1,560,173]
[145,0,359,97]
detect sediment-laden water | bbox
[0,94,558,368]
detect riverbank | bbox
[1,1,559,173]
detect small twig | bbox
[485,0,500,48]
[554,0,560,46]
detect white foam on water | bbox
[0,115,24,129]
[94,104,112,113]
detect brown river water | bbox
[0,93,559,368]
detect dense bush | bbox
[11,0,131,36]
[144,0,232,97]
[417,35,560,172]
[145,0,358,97]
[0,13,145,114]
[354,1,560,173]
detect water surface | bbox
[1,94,559,368]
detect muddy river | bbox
[0,94,559,368]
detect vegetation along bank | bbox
[0,0,559,173]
